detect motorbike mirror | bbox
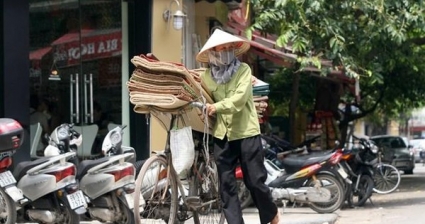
[334,140,340,147]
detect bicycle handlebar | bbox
[190,101,206,110]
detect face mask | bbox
[208,49,235,66]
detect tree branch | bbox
[342,87,385,124]
[408,37,425,46]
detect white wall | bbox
[411,108,425,127]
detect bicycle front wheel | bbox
[134,155,178,224]
[190,157,225,224]
[372,163,401,194]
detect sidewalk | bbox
[18,207,338,224]
[241,207,338,224]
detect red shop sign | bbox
[51,29,122,66]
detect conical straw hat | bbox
[196,29,250,63]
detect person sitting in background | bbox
[30,95,50,155]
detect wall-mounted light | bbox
[163,0,187,30]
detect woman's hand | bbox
[251,75,258,86]
[206,103,216,116]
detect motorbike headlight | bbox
[56,127,68,140]
[371,145,379,154]
[110,131,122,145]
[70,135,83,147]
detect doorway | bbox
[29,0,123,159]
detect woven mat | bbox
[130,55,214,103]
[255,101,268,112]
[253,96,269,102]
[131,69,198,98]
[127,81,194,102]
[129,92,188,109]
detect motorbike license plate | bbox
[66,190,87,210]
[0,171,16,187]
[337,167,349,179]
[5,185,24,202]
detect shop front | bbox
[1,0,152,163]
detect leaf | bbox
[274,0,288,8]
[292,39,307,53]
[245,28,253,40]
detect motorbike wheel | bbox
[348,174,374,207]
[306,174,345,214]
[236,179,252,210]
[0,188,16,224]
[114,196,135,224]
[58,198,80,224]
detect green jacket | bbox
[201,63,260,141]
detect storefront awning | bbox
[29,47,52,61]
[51,28,122,66]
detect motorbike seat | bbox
[13,157,51,181]
[281,150,334,173]
[76,157,111,180]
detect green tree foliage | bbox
[249,0,425,138]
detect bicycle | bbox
[133,102,225,224]
[371,147,401,194]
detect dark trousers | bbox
[214,135,277,224]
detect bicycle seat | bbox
[13,157,51,181]
[281,150,334,174]
[76,157,111,180]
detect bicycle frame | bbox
[160,113,218,213]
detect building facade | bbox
[1,0,240,163]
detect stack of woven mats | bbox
[253,79,270,120]
[127,55,214,133]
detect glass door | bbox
[29,0,123,159]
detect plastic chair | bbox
[30,123,43,159]
[73,124,99,159]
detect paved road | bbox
[335,163,425,224]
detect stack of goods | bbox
[315,111,340,149]
[252,78,270,123]
[127,55,214,132]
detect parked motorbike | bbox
[236,140,348,213]
[0,118,24,224]
[261,135,320,169]
[45,123,138,223]
[0,118,86,224]
[340,135,377,207]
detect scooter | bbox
[236,141,349,213]
[0,118,24,224]
[45,123,139,223]
[1,118,86,224]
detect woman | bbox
[196,29,280,224]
